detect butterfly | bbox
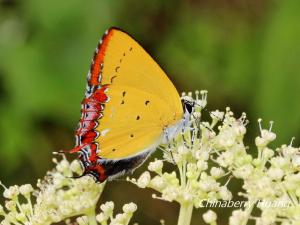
[70,27,194,182]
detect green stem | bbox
[177,202,194,225]
[241,199,256,225]
[86,208,97,225]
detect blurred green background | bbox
[0,0,300,224]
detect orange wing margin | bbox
[88,28,115,86]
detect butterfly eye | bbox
[183,101,194,114]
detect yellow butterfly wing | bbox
[93,29,183,159]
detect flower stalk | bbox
[177,202,194,225]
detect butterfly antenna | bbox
[53,150,69,155]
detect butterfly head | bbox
[181,90,208,115]
[181,95,195,114]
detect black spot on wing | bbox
[145,100,150,105]
[136,115,140,120]
[130,134,134,138]
[110,76,117,84]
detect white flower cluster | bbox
[228,120,300,225]
[1,90,299,225]
[128,91,231,225]
[129,91,300,225]
[0,156,136,225]
[75,201,137,225]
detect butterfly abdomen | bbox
[79,157,107,182]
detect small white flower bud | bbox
[19,184,33,197]
[96,212,108,223]
[202,210,217,223]
[282,145,298,157]
[270,156,288,168]
[219,134,235,147]
[256,126,276,148]
[261,130,276,142]
[233,164,253,179]
[162,186,178,201]
[199,178,219,192]
[216,152,234,167]
[173,153,183,164]
[114,213,127,223]
[122,202,137,213]
[56,159,70,173]
[100,201,114,213]
[292,155,300,167]
[162,172,179,186]
[219,186,232,200]
[137,172,151,188]
[234,124,246,136]
[178,146,189,156]
[5,201,16,211]
[262,148,274,159]
[255,137,266,147]
[197,161,208,171]
[150,176,165,190]
[229,210,248,225]
[192,112,201,119]
[76,216,88,225]
[210,167,225,178]
[3,185,19,199]
[148,160,163,174]
[70,160,83,174]
[211,110,224,121]
[267,167,284,180]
